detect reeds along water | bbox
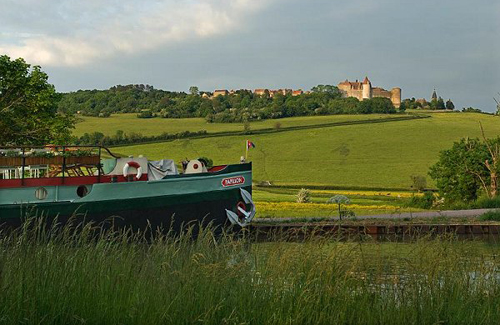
[0,219,499,324]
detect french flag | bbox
[247,140,256,149]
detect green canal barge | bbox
[0,146,255,230]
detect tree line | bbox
[58,84,399,123]
[400,97,455,110]
[74,130,208,146]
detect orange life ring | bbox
[123,161,143,180]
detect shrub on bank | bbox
[444,195,500,210]
[296,188,311,203]
[479,210,500,221]
[474,196,500,209]
[406,191,435,209]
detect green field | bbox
[109,112,500,189]
[74,113,397,136]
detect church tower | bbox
[362,77,372,100]
[431,89,438,101]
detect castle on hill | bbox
[337,77,401,108]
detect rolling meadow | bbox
[74,113,386,137]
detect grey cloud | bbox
[0,0,275,65]
[2,0,498,111]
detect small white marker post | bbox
[245,140,248,161]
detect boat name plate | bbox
[221,176,245,187]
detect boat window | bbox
[77,185,89,198]
[35,187,48,200]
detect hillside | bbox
[74,114,402,137]
[107,112,500,190]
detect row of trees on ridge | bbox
[58,85,399,122]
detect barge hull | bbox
[0,186,251,233]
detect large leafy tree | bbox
[429,136,500,202]
[188,86,199,96]
[0,55,74,145]
[436,97,446,110]
[311,84,341,97]
[445,99,455,110]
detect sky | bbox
[1,0,499,111]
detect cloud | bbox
[0,0,273,66]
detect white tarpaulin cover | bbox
[148,159,178,180]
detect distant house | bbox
[269,89,293,97]
[213,89,229,97]
[211,87,305,98]
[269,90,279,97]
[279,89,293,95]
[254,89,268,96]
[255,89,295,97]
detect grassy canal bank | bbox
[0,223,499,324]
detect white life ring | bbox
[123,161,143,180]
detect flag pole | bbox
[245,140,248,160]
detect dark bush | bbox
[479,210,500,221]
[474,196,500,209]
[406,191,435,209]
[137,110,154,118]
[410,175,427,192]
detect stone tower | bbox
[362,77,372,100]
[390,88,401,108]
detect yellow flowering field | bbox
[254,200,421,218]
[251,187,428,218]
[256,201,401,211]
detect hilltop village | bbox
[58,77,456,126]
[208,78,459,112]
[209,77,402,108]
[210,88,311,98]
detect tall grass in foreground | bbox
[0,221,499,324]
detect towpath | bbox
[255,208,498,223]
